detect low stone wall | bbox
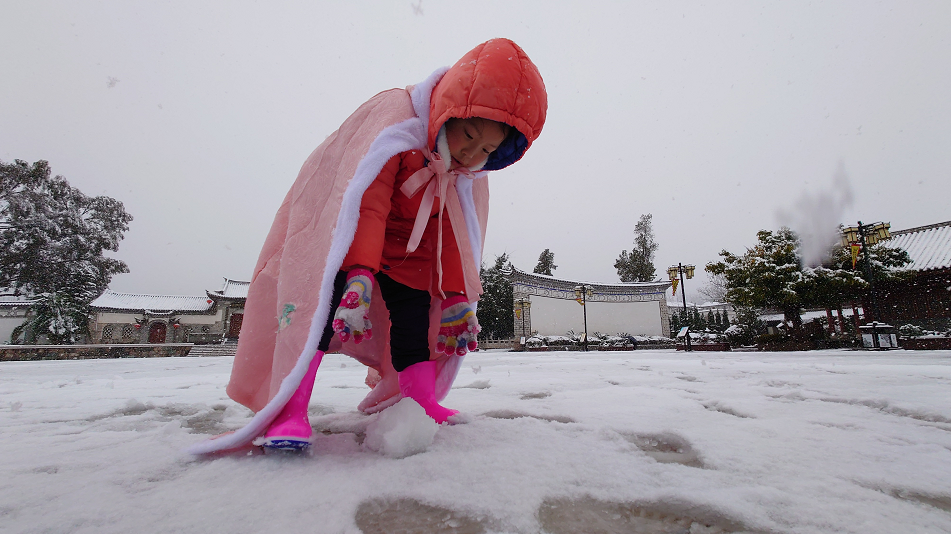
[677,343,731,352]
[479,339,517,350]
[901,337,951,350]
[0,344,194,362]
[526,345,640,352]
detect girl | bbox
[188,38,547,455]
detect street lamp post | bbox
[573,285,593,352]
[668,263,696,352]
[840,221,892,348]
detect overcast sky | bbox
[2,1,948,302]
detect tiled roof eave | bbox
[504,267,672,294]
[206,291,246,301]
[91,306,217,314]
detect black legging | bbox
[317,271,432,372]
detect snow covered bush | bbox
[899,324,924,338]
[544,336,571,347]
[525,336,546,348]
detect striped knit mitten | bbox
[332,269,373,344]
[436,296,480,356]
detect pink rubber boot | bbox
[261,350,324,451]
[398,360,458,424]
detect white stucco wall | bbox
[529,296,664,337]
[0,316,24,344]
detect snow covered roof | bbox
[207,278,249,300]
[889,220,951,272]
[90,290,213,313]
[0,294,33,307]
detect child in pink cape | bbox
[187,38,547,455]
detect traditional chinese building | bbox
[876,220,951,326]
[504,267,672,338]
[88,278,248,344]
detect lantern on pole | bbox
[668,263,696,352]
[839,221,892,345]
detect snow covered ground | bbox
[2,349,950,534]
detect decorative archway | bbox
[503,267,672,337]
[148,322,167,344]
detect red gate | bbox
[227,313,244,339]
[148,322,167,343]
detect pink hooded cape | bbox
[187,39,547,455]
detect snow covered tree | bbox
[698,272,728,302]
[615,213,658,282]
[12,292,89,344]
[477,253,514,339]
[706,228,811,331]
[533,248,557,276]
[706,227,910,335]
[1,159,132,343]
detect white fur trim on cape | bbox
[186,67,484,455]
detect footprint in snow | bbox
[356,498,487,534]
[482,409,574,424]
[520,391,551,400]
[623,432,704,468]
[538,497,763,534]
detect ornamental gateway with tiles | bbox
[503,267,672,338]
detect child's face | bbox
[444,117,507,170]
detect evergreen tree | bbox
[615,213,658,282]
[707,228,811,331]
[812,240,912,317]
[1,160,132,343]
[477,253,514,339]
[12,292,89,344]
[533,248,557,276]
[723,306,765,346]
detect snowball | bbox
[364,398,437,458]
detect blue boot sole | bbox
[261,437,311,452]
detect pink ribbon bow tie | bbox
[399,149,474,254]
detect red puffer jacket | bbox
[343,38,547,296]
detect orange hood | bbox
[428,38,547,171]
